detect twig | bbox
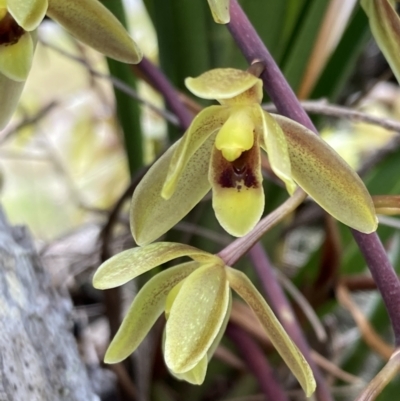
[355,349,400,401]
[39,40,180,127]
[228,0,400,350]
[263,100,400,134]
[336,284,394,360]
[226,323,291,401]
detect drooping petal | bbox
[131,136,213,246]
[169,353,208,385]
[207,0,230,24]
[46,0,142,64]
[7,0,47,31]
[0,72,25,129]
[361,0,400,84]
[93,242,218,289]
[162,105,229,199]
[0,31,34,81]
[104,261,200,364]
[166,290,232,385]
[226,267,316,397]
[165,263,229,374]
[273,114,378,233]
[209,133,264,237]
[185,68,263,106]
[259,108,296,195]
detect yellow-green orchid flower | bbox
[0,0,142,129]
[93,242,316,395]
[131,68,378,245]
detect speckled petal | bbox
[259,108,296,195]
[207,0,230,24]
[162,105,229,199]
[7,0,47,31]
[361,0,400,84]
[165,263,229,373]
[0,72,25,129]
[273,114,378,233]
[0,31,34,81]
[226,267,316,398]
[104,261,199,364]
[210,134,264,237]
[47,0,142,63]
[93,242,217,289]
[185,68,262,105]
[131,136,213,246]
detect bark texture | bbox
[0,211,99,401]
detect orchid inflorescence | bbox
[93,62,379,395]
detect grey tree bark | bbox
[0,210,99,401]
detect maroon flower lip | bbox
[0,13,24,46]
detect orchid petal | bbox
[0,73,25,129]
[169,354,208,385]
[185,68,263,105]
[165,263,229,373]
[167,290,232,385]
[259,109,296,195]
[210,133,264,237]
[361,0,400,84]
[207,0,230,24]
[131,137,213,246]
[162,105,229,199]
[104,261,199,364]
[46,0,142,64]
[93,242,218,289]
[226,267,316,397]
[273,114,378,233]
[0,31,33,82]
[7,0,47,31]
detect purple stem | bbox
[228,0,400,347]
[136,57,193,130]
[249,243,331,401]
[227,323,290,401]
[352,230,400,345]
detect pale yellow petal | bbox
[0,31,34,81]
[104,261,199,364]
[210,134,264,237]
[131,136,213,246]
[169,354,208,385]
[185,68,262,104]
[7,0,47,31]
[93,242,218,289]
[259,108,296,195]
[273,114,378,233]
[361,0,400,84]
[207,0,230,24]
[47,0,142,63]
[226,267,316,397]
[0,73,25,129]
[165,263,229,373]
[162,105,229,199]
